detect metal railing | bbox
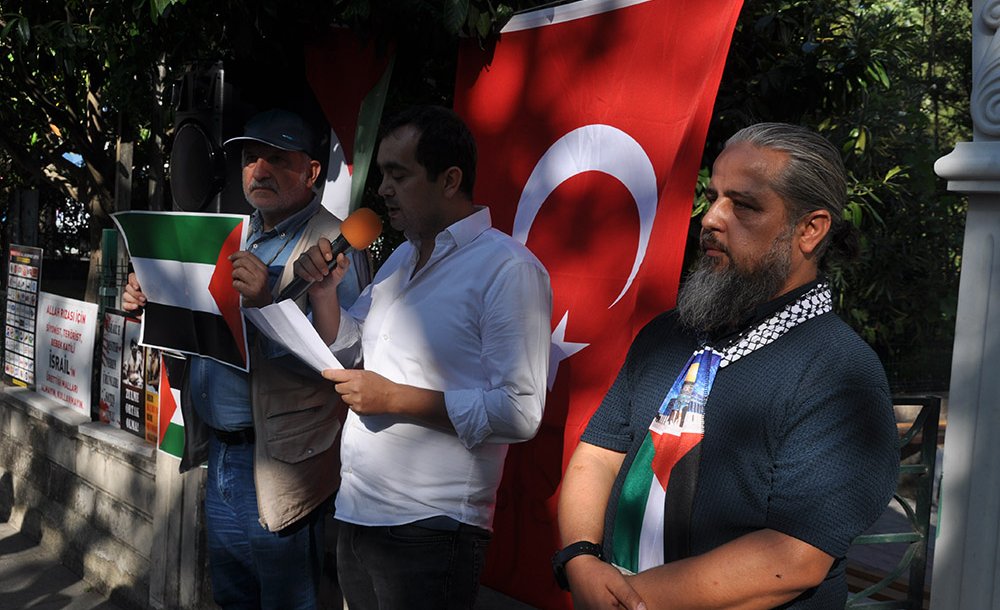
[98,228,129,318]
[846,395,941,609]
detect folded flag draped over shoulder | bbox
[612,350,717,573]
[454,0,743,607]
[112,211,250,371]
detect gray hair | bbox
[725,122,857,265]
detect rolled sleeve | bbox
[327,310,363,368]
[327,281,371,369]
[445,388,491,447]
[446,260,551,449]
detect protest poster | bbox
[4,244,43,387]
[98,309,127,426]
[144,345,161,443]
[34,292,99,415]
[120,316,146,437]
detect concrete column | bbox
[930,1,1000,606]
[149,456,210,609]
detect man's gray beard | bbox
[676,234,792,335]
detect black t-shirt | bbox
[583,285,899,608]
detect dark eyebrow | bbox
[708,185,764,204]
[727,188,761,201]
[378,160,406,173]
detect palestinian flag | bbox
[112,211,249,371]
[612,349,719,573]
[157,353,185,459]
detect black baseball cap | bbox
[223,109,319,157]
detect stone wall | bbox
[0,386,211,610]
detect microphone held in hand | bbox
[277,207,382,302]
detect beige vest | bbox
[249,207,347,531]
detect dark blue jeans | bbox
[336,519,491,610]
[205,435,328,609]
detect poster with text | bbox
[121,316,146,437]
[144,345,161,443]
[35,292,98,415]
[4,244,43,387]
[98,310,127,426]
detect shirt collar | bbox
[447,206,492,248]
[249,195,320,238]
[408,206,492,250]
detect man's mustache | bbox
[249,178,278,192]
[700,232,727,255]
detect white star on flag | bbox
[549,312,588,390]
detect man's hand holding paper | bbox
[242,300,344,374]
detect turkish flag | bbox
[454,0,742,607]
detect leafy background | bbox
[0,0,971,391]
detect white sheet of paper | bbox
[243,300,343,374]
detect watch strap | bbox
[552,540,603,591]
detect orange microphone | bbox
[277,207,382,301]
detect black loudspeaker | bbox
[169,62,250,215]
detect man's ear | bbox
[441,166,463,198]
[305,159,322,189]
[797,209,832,256]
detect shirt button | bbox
[382,334,389,341]
[201,392,207,398]
[251,243,258,250]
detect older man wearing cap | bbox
[124,108,365,609]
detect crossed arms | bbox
[557,441,834,610]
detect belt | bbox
[212,427,255,445]
[411,516,490,536]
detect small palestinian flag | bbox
[157,353,186,459]
[612,349,719,573]
[112,211,249,371]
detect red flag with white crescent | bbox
[454,0,742,606]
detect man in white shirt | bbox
[295,105,552,609]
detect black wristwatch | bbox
[552,540,604,591]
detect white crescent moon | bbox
[512,124,657,307]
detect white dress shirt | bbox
[332,207,552,530]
